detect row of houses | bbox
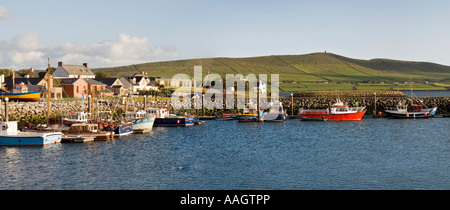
[0,62,163,99]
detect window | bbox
[76,86,79,93]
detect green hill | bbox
[94,52,450,92]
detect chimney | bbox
[83,63,88,68]
[58,61,63,67]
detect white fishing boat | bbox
[0,121,62,146]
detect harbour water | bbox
[0,117,449,190]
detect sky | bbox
[1,0,450,69]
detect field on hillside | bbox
[93,52,450,91]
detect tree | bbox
[95,71,112,78]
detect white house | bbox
[120,72,158,94]
[52,62,95,79]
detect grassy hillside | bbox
[93,52,450,92]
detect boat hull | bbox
[132,117,155,133]
[385,111,430,119]
[0,132,62,146]
[114,123,133,136]
[0,91,41,101]
[300,110,366,121]
[262,113,286,122]
[237,114,258,122]
[154,117,195,127]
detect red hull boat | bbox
[299,99,366,121]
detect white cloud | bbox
[0,33,179,69]
[0,5,9,20]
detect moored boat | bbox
[0,121,62,146]
[65,123,114,140]
[126,111,156,133]
[384,103,436,119]
[299,99,366,121]
[237,106,263,122]
[0,91,41,101]
[262,102,286,122]
[146,108,194,127]
[112,121,133,136]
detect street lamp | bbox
[4,97,9,122]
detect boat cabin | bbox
[410,105,423,112]
[147,108,169,118]
[329,99,356,114]
[64,112,90,124]
[68,123,98,133]
[125,111,148,121]
[385,104,408,113]
[0,121,18,135]
[267,102,285,114]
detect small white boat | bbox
[0,121,62,146]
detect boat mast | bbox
[46,58,51,122]
[12,59,15,93]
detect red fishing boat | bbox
[299,99,366,121]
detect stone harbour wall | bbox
[1,96,449,121]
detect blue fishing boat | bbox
[0,121,62,146]
[126,111,156,133]
[146,108,195,127]
[114,122,133,136]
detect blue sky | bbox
[1,0,450,69]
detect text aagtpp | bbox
[180,194,270,207]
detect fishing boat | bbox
[262,102,287,122]
[126,111,156,133]
[0,91,41,101]
[146,108,195,127]
[384,103,436,119]
[113,122,133,136]
[0,121,62,146]
[64,123,114,141]
[299,99,366,121]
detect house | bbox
[60,77,89,98]
[93,78,127,96]
[156,77,194,88]
[118,77,133,95]
[120,72,158,94]
[85,79,113,97]
[52,62,95,79]
[19,68,47,79]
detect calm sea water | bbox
[0,118,449,190]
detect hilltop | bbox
[94,52,450,92]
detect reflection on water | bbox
[0,118,449,190]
